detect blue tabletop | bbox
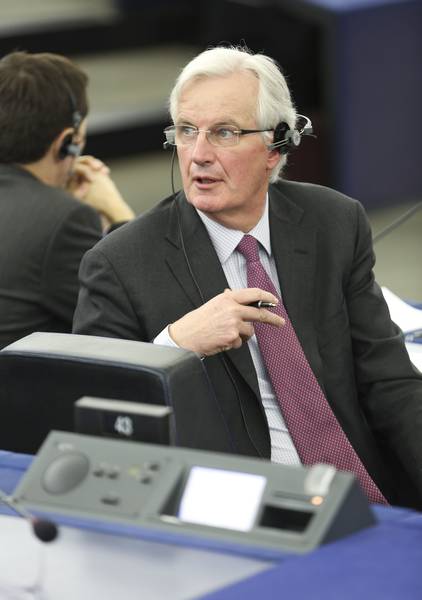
[297,0,416,11]
[201,519,422,599]
[0,450,33,495]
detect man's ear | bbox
[266,145,281,171]
[51,127,75,161]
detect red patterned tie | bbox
[237,234,387,504]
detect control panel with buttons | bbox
[14,431,375,557]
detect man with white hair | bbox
[74,46,422,509]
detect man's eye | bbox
[215,127,236,139]
[180,126,197,137]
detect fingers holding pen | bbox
[226,288,285,328]
[254,305,285,327]
[169,288,285,357]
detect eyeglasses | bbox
[163,125,273,148]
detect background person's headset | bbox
[58,87,83,159]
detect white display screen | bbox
[178,467,266,532]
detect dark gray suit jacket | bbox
[73,180,422,508]
[0,164,102,349]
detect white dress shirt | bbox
[154,197,301,466]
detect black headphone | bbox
[267,114,313,154]
[58,88,83,159]
[163,114,314,155]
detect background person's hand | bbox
[66,155,109,200]
[67,155,135,228]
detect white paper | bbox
[178,467,266,532]
[405,342,422,373]
[381,287,422,333]
[0,515,41,598]
[381,287,422,373]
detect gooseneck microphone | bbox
[0,488,58,542]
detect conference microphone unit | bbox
[13,431,376,558]
[0,488,58,543]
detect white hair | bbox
[169,46,297,182]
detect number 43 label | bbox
[114,415,134,437]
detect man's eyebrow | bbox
[175,119,196,126]
[213,121,241,128]
[175,119,242,128]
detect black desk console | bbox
[15,431,375,556]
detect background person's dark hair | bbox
[0,51,88,164]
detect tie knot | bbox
[237,235,260,263]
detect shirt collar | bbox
[196,195,271,265]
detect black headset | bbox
[58,88,83,160]
[267,114,313,154]
[163,114,314,155]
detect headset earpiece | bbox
[284,128,302,152]
[272,122,289,153]
[59,134,82,159]
[270,121,301,155]
[268,114,314,154]
[58,93,83,160]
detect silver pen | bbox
[248,301,277,308]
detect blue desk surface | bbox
[298,0,413,10]
[0,450,33,495]
[202,518,422,599]
[2,451,422,599]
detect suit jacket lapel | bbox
[269,184,323,386]
[164,192,222,307]
[164,193,261,398]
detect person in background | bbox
[73,46,422,509]
[0,51,134,349]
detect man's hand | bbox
[66,155,109,199]
[66,155,135,228]
[169,288,285,357]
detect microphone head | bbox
[32,518,59,543]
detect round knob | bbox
[42,452,90,494]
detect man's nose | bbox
[191,130,215,164]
